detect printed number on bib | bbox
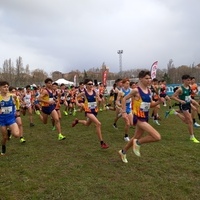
[88,102,97,109]
[140,102,150,112]
[185,96,191,103]
[1,106,12,114]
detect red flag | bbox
[150,61,158,79]
[102,70,107,86]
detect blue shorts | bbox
[42,105,56,115]
[0,114,16,126]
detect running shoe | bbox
[118,150,128,163]
[30,123,35,127]
[20,137,26,143]
[100,108,103,112]
[35,110,40,115]
[133,139,141,157]
[72,110,76,116]
[72,118,79,127]
[101,142,109,149]
[52,126,56,131]
[194,122,200,128]
[113,123,118,129]
[153,120,160,126]
[169,109,176,115]
[165,111,170,118]
[1,145,6,155]
[190,137,200,143]
[124,136,130,142]
[58,134,66,141]
[105,106,109,110]
[63,111,68,116]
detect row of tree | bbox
[0,57,48,87]
[1,57,200,87]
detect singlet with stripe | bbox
[132,87,151,119]
[41,89,54,107]
[122,88,132,112]
[0,94,15,115]
[84,90,98,113]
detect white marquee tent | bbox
[55,78,74,85]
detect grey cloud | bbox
[0,0,200,74]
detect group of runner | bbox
[0,71,200,162]
[0,78,110,155]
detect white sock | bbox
[190,134,195,139]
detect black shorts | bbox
[179,103,191,112]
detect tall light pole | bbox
[117,50,123,76]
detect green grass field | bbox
[0,106,200,200]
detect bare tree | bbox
[31,69,48,86]
[0,59,15,84]
[15,56,25,86]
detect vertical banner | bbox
[150,61,158,79]
[102,70,108,86]
[74,74,77,86]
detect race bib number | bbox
[1,106,12,114]
[185,96,191,103]
[25,99,30,103]
[88,102,97,109]
[140,102,150,112]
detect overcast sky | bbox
[0,0,199,74]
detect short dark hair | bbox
[26,85,31,89]
[152,78,158,82]
[182,75,190,80]
[44,78,53,83]
[138,70,151,78]
[52,82,58,86]
[84,79,93,85]
[18,87,23,91]
[9,86,16,91]
[130,82,135,86]
[0,81,9,87]
[115,78,122,83]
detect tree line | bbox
[1,57,200,87]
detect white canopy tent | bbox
[55,78,74,86]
